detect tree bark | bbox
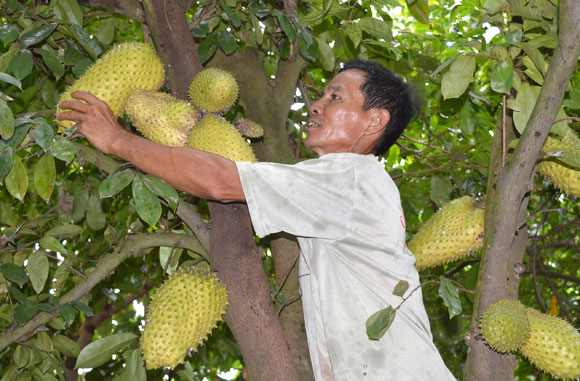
[464,1,580,379]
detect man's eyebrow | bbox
[322,84,344,94]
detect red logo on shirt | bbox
[399,207,406,229]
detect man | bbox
[58,60,455,380]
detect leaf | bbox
[490,61,513,94]
[67,24,102,60]
[192,22,209,38]
[142,175,179,211]
[40,236,67,254]
[438,276,462,319]
[505,29,522,46]
[33,118,54,151]
[8,50,34,80]
[75,333,138,369]
[72,301,94,317]
[0,148,13,183]
[120,349,146,381]
[441,55,475,100]
[34,153,56,201]
[94,17,116,46]
[197,33,217,64]
[59,303,76,325]
[35,49,65,80]
[50,136,75,162]
[274,10,296,41]
[393,280,409,297]
[298,30,318,62]
[45,224,83,238]
[41,80,59,108]
[4,123,30,150]
[19,23,58,49]
[0,72,22,90]
[99,170,135,198]
[14,345,31,368]
[366,305,396,340]
[507,83,540,133]
[1,263,28,287]
[132,176,161,227]
[27,251,49,294]
[0,99,15,140]
[218,30,237,55]
[14,300,39,324]
[72,187,89,223]
[219,2,241,28]
[315,37,335,72]
[357,17,392,41]
[430,175,452,207]
[406,0,429,24]
[5,155,28,201]
[55,0,84,26]
[8,286,28,303]
[86,194,106,230]
[0,25,19,45]
[159,246,182,275]
[53,334,81,357]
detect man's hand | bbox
[57,91,131,155]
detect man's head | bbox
[305,60,419,157]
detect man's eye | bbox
[331,94,339,100]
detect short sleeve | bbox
[236,156,355,239]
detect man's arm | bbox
[57,91,245,203]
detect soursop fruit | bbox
[187,114,257,162]
[480,299,530,352]
[408,196,484,270]
[234,118,264,138]
[125,90,200,147]
[537,127,580,197]
[141,266,228,370]
[188,68,238,113]
[59,42,165,129]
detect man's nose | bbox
[310,99,322,115]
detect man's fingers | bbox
[70,90,104,105]
[57,110,86,122]
[59,99,92,113]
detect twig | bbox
[390,164,487,180]
[44,253,87,280]
[531,216,580,241]
[276,295,301,316]
[553,116,580,124]
[521,269,580,284]
[502,95,506,167]
[516,208,562,231]
[444,258,481,277]
[272,251,299,301]
[529,246,547,313]
[295,78,311,158]
[400,135,452,154]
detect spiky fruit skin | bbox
[125,90,200,147]
[58,42,165,129]
[141,267,228,370]
[188,68,238,113]
[234,118,264,138]
[521,308,580,379]
[408,196,484,270]
[480,300,530,352]
[537,128,580,197]
[187,114,257,162]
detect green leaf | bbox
[218,30,237,55]
[120,349,147,381]
[366,305,396,340]
[33,118,54,151]
[250,15,263,46]
[438,276,462,319]
[1,263,28,287]
[54,0,84,26]
[142,175,179,211]
[345,24,362,49]
[441,55,476,100]
[546,147,580,171]
[27,251,49,294]
[407,0,429,24]
[41,80,59,108]
[4,123,30,150]
[430,175,452,208]
[53,334,81,358]
[507,83,540,133]
[490,61,513,94]
[72,301,94,317]
[192,22,209,38]
[0,72,23,90]
[50,136,75,162]
[14,345,31,368]
[220,2,242,28]
[72,187,89,223]
[5,155,28,201]
[505,29,522,46]
[14,300,39,324]
[0,148,13,183]
[132,176,161,227]
[159,246,182,275]
[94,17,116,46]
[45,224,83,238]
[0,99,14,140]
[67,24,102,60]
[357,17,392,41]
[86,194,106,230]
[35,48,65,80]
[8,286,28,303]
[392,280,409,297]
[59,303,76,325]
[19,23,58,49]
[274,10,296,41]
[315,37,335,72]
[75,333,138,369]
[99,170,135,198]
[0,25,19,45]
[34,153,56,201]
[297,30,318,62]
[8,50,34,80]
[40,236,67,254]
[197,33,217,64]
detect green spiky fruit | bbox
[188,68,238,113]
[480,299,530,352]
[234,118,264,138]
[141,267,228,370]
[537,127,580,197]
[124,90,200,147]
[187,114,257,162]
[58,42,165,130]
[521,308,580,379]
[408,196,484,270]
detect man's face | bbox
[305,69,377,156]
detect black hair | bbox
[340,60,420,156]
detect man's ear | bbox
[365,109,390,135]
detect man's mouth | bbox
[307,121,321,128]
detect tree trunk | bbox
[464,1,580,379]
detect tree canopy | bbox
[0,0,579,380]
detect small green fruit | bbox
[188,68,238,113]
[480,299,530,352]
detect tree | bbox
[0,0,579,380]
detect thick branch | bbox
[0,232,200,352]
